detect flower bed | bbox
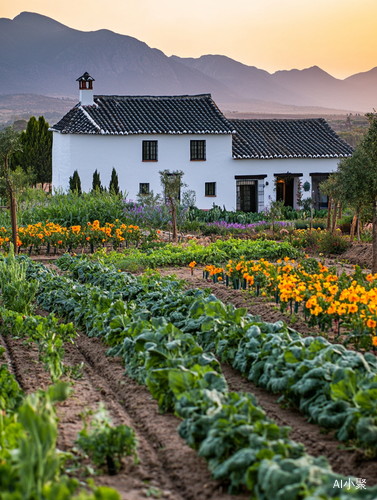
[203,256,377,350]
[0,220,144,252]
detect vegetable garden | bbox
[2,236,377,500]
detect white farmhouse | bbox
[51,72,353,212]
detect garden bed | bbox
[1,324,244,500]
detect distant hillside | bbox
[0,12,376,114]
[0,94,76,126]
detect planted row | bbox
[22,255,377,498]
[53,256,377,454]
[95,238,301,270]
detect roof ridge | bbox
[94,94,212,100]
[228,117,327,123]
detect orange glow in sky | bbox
[1,0,376,79]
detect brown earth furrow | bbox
[75,334,248,500]
[1,333,182,500]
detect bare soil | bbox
[339,243,373,268]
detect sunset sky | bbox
[1,0,376,79]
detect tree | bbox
[109,168,120,195]
[69,170,82,194]
[159,169,187,243]
[13,116,52,187]
[319,173,342,233]
[336,111,377,272]
[0,127,23,249]
[92,169,103,192]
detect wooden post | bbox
[327,199,332,231]
[331,201,339,234]
[350,214,357,241]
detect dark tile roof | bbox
[230,118,353,159]
[51,94,235,135]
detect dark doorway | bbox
[311,174,329,210]
[240,183,257,212]
[276,177,294,208]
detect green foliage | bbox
[92,169,103,192]
[16,190,126,227]
[318,230,350,255]
[0,382,71,498]
[294,220,326,230]
[187,204,265,224]
[0,244,38,314]
[13,116,52,185]
[106,239,301,271]
[0,345,23,411]
[1,306,78,382]
[23,255,377,499]
[69,170,82,195]
[109,168,120,196]
[77,403,138,475]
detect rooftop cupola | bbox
[77,72,95,106]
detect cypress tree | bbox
[13,116,52,187]
[69,170,82,194]
[92,169,103,192]
[109,167,120,195]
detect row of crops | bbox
[0,251,136,498]
[15,252,377,499]
[102,239,301,270]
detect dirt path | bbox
[1,329,246,500]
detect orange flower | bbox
[373,336,377,346]
[367,319,377,329]
[58,240,62,245]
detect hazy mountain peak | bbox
[13,11,70,31]
[0,12,375,113]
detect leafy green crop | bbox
[76,403,138,475]
[81,238,301,270]
[1,307,77,382]
[0,345,23,411]
[21,255,377,499]
[0,244,38,314]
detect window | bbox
[190,140,206,161]
[142,141,158,161]
[139,183,150,195]
[205,182,216,196]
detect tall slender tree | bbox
[0,127,23,249]
[109,167,120,195]
[92,170,103,192]
[69,170,82,194]
[14,116,52,188]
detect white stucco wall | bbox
[52,132,340,211]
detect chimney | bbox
[76,72,95,106]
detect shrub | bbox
[313,222,326,230]
[294,220,309,230]
[318,231,350,255]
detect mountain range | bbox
[0,11,376,114]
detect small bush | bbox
[313,222,326,230]
[294,220,309,230]
[318,231,350,255]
